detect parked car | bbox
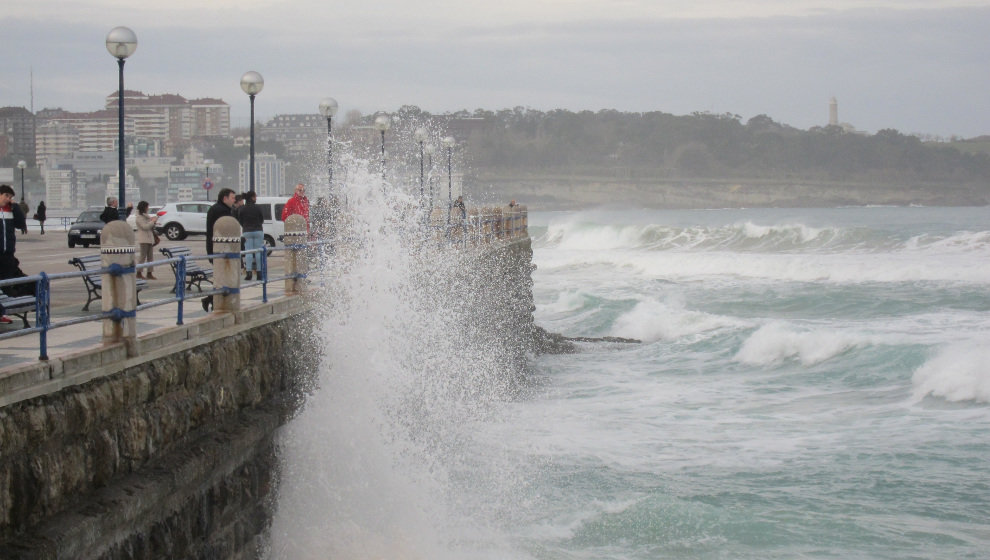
[155,201,212,240]
[155,197,290,248]
[125,206,162,230]
[67,208,106,248]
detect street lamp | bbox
[414,127,428,206]
[203,158,214,195]
[442,136,455,223]
[319,97,338,194]
[17,160,26,203]
[240,71,264,193]
[106,26,137,212]
[374,113,391,188]
[425,144,436,212]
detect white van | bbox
[156,196,290,248]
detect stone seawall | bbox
[0,312,317,559]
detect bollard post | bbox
[283,214,308,295]
[212,216,242,312]
[100,220,138,356]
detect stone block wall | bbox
[0,312,316,558]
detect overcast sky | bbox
[3,1,989,138]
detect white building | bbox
[238,153,285,196]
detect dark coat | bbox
[100,206,120,223]
[205,201,232,256]
[1,202,26,256]
[237,201,264,233]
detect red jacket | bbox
[281,194,310,225]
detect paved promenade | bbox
[0,228,295,369]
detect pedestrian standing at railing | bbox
[134,201,158,280]
[100,197,120,223]
[281,183,310,231]
[34,201,47,234]
[237,191,265,281]
[202,188,235,312]
[1,184,31,324]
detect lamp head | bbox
[17,160,26,170]
[319,97,339,118]
[442,136,456,148]
[106,26,138,59]
[414,127,428,142]
[374,114,391,132]
[240,71,265,96]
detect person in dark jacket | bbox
[1,184,30,323]
[35,201,47,234]
[237,191,265,281]
[100,197,120,223]
[202,188,236,312]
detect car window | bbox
[275,204,286,222]
[258,204,272,221]
[177,204,194,213]
[197,204,211,213]
[78,211,102,222]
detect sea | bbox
[268,201,990,559]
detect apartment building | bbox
[0,106,36,164]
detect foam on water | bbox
[912,342,990,404]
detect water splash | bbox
[267,151,531,559]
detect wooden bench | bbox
[159,246,213,293]
[0,289,37,328]
[68,255,147,311]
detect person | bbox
[1,184,29,324]
[122,201,134,220]
[202,188,236,312]
[232,193,245,220]
[237,191,265,281]
[454,195,466,219]
[35,201,47,234]
[100,197,120,223]
[281,183,310,228]
[134,201,158,280]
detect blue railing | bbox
[0,243,315,360]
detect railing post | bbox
[213,216,242,313]
[283,214,308,295]
[100,220,138,357]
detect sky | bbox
[2,0,990,138]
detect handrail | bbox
[0,243,310,360]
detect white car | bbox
[155,201,212,240]
[155,197,290,247]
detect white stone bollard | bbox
[100,220,138,356]
[283,214,307,295]
[212,216,242,312]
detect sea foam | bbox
[911,343,990,404]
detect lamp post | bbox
[318,97,338,194]
[106,26,137,212]
[203,158,214,194]
[240,71,264,193]
[425,144,436,212]
[374,113,391,189]
[414,127,427,207]
[442,136,455,223]
[17,160,26,203]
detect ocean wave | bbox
[609,299,745,343]
[911,343,990,404]
[734,322,863,367]
[537,218,990,257]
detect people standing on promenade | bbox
[454,195,466,219]
[134,201,158,280]
[281,183,310,229]
[232,193,245,219]
[100,197,120,223]
[34,201,46,234]
[237,191,265,281]
[202,188,235,312]
[1,185,30,324]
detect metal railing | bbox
[0,243,314,360]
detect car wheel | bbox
[164,223,186,241]
[82,243,90,248]
[68,239,75,248]
[264,235,276,256]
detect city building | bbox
[0,106,37,164]
[260,114,323,159]
[104,91,231,154]
[238,153,285,196]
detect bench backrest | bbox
[69,256,103,272]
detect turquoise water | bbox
[271,204,990,559]
[500,206,990,559]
